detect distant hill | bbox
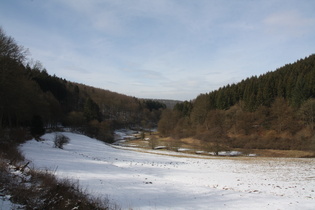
[194,54,315,111]
[142,99,182,109]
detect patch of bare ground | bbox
[245,149,315,158]
[124,132,315,158]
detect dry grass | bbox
[247,149,315,158]
[124,131,315,158]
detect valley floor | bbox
[19,132,315,209]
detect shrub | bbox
[54,134,70,149]
[140,131,145,140]
[0,129,26,163]
[148,136,159,149]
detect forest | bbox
[158,54,315,152]
[1,26,315,152]
[0,27,166,143]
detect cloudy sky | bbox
[1,0,315,100]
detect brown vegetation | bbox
[158,55,315,153]
[158,98,315,154]
[123,133,314,158]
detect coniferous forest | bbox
[158,55,315,152]
[1,26,315,152]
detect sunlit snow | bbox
[20,132,315,209]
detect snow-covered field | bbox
[19,132,315,209]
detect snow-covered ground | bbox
[20,132,315,210]
[0,195,24,210]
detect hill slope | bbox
[197,54,315,111]
[158,55,315,151]
[0,27,166,143]
[20,132,315,209]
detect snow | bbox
[177,148,191,152]
[218,151,243,156]
[0,165,28,210]
[114,129,138,141]
[0,195,24,210]
[154,146,167,150]
[20,132,315,210]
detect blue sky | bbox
[1,0,315,100]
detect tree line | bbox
[2,25,314,152]
[158,55,315,152]
[0,27,166,143]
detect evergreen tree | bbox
[30,115,45,139]
[84,98,101,122]
[292,75,308,108]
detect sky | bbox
[1,0,315,100]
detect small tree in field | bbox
[140,131,145,140]
[148,136,159,149]
[54,134,70,149]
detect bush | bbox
[54,134,70,149]
[0,129,26,163]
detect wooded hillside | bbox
[1,26,314,152]
[158,55,315,152]
[0,27,166,143]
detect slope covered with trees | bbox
[1,26,314,153]
[0,27,166,143]
[158,55,315,152]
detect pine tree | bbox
[292,75,308,108]
[30,115,45,139]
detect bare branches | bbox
[0,27,29,64]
